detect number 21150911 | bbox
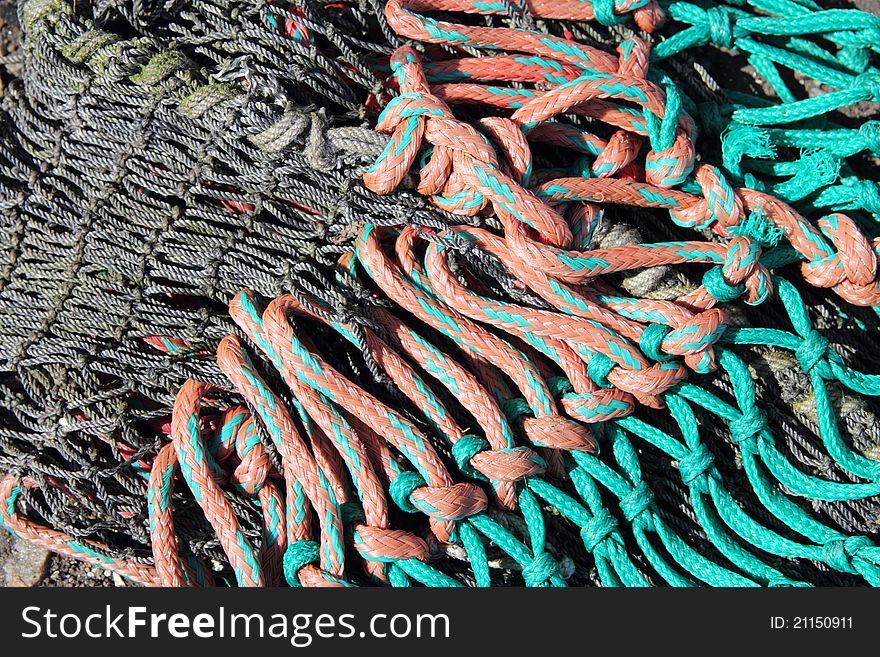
[770,616,852,630]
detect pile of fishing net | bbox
[0,0,879,586]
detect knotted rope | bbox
[648,1,880,222]
[2,0,880,588]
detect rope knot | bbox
[620,482,654,526]
[390,472,488,521]
[848,180,880,216]
[800,213,879,306]
[500,397,531,424]
[662,309,728,374]
[452,435,547,482]
[678,165,743,229]
[522,551,561,587]
[560,389,635,423]
[587,352,615,388]
[639,323,672,362]
[474,447,547,482]
[706,7,736,49]
[411,482,488,521]
[678,443,715,491]
[858,121,880,156]
[580,508,619,552]
[721,236,771,304]
[729,405,768,445]
[821,536,873,574]
[702,266,744,303]
[451,434,490,478]
[365,45,571,246]
[795,330,830,374]
[853,72,880,103]
[606,361,688,400]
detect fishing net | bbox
[0,0,878,586]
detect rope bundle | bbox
[1,0,879,586]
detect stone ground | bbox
[0,0,878,587]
